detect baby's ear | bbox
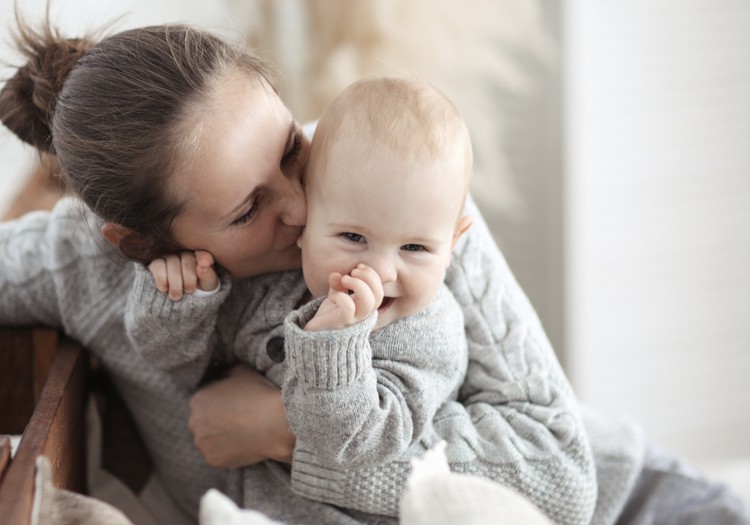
[451,215,473,251]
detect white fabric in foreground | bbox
[200,489,285,525]
[32,456,133,525]
[399,441,553,525]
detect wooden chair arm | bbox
[0,329,87,525]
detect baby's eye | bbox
[342,232,366,243]
[232,199,260,227]
[402,244,427,252]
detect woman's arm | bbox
[282,287,466,468]
[287,196,598,525]
[0,199,118,334]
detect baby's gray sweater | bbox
[0,197,645,525]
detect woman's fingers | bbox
[189,365,294,467]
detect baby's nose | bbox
[371,256,397,285]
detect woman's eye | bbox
[402,244,426,252]
[282,130,303,165]
[232,199,260,227]
[342,232,366,243]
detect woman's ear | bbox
[102,222,146,250]
[451,215,474,251]
[101,222,133,248]
[101,223,157,262]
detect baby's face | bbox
[299,136,464,330]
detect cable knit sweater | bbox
[0,196,645,525]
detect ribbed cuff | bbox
[284,298,376,388]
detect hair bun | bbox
[0,23,92,153]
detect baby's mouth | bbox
[378,297,395,314]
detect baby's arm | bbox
[125,251,230,388]
[283,284,466,468]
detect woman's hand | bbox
[188,365,295,468]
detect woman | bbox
[0,19,745,525]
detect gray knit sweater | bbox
[0,197,645,525]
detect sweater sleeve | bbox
[0,199,131,341]
[287,196,598,525]
[284,287,467,468]
[124,263,232,388]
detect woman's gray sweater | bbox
[0,197,645,525]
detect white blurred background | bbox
[2,0,749,497]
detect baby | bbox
[282,76,473,464]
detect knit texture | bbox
[284,287,467,470]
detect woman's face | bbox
[169,73,309,278]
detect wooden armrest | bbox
[0,329,87,525]
[0,436,10,485]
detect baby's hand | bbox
[305,264,384,332]
[148,250,218,301]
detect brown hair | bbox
[0,16,278,261]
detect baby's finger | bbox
[328,272,346,294]
[147,258,169,293]
[165,254,184,301]
[329,291,356,319]
[351,264,384,304]
[181,252,198,294]
[341,274,377,316]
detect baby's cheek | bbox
[413,274,445,307]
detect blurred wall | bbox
[564,0,750,464]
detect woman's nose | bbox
[280,173,306,227]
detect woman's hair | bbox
[0,16,278,261]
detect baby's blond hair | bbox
[308,77,472,203]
